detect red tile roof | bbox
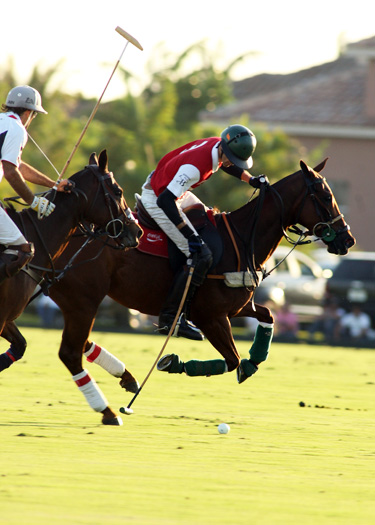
[201,37,375,129]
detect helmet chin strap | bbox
[24,110,36,129]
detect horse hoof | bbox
[157,354,184,373]
[237,359,258,384]
[119,378,140,393]
[119,371,140,393]
[236,362,247,384]
[102,416,123,426]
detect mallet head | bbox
[119,406,134,415]
[115,26,143,51]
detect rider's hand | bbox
[53,179,74,192]
[188,234,204,254]
[30,196,55,219]
[249,175,269,189]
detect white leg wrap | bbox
[72,369,108,412]
[84,342,125,378]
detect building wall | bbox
[290,135,375,251]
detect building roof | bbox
[201,36,375,133]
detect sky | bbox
[1,0,374,101]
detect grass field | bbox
[0,328,374,524]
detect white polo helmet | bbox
[5,85,47,114]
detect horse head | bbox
[70,150,142,249]
[298,160,355,255]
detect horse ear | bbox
[89,152,98,166]
[313,158,329,173]
[98,150,109,172]
[300,160,310,175]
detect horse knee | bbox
[9,337,27,361]
[59,343,82,373]
[226,354,241,372]
[255,304,274,324]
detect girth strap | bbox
[207,213,241,280]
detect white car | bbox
[254,246,328,325]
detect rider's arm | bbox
[156,189,195,238]
[222,165,269,188]
[2,160,34,204]
[156,163,200,238]
[20,162,72,192]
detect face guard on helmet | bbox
[5,85,47,114]
[220,124,256,169]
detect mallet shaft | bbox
[58,27,143,181]
[121,264,195,413]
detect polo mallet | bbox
[119,263,196,415]
[55,26,143,186]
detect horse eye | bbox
[114,187,122,197]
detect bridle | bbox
[79,164,136,241]
[226,168,351,286]
[291,171,350,244]
[10,163,138,300]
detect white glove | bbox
[30,196,56,219]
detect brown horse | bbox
[0,150,142,421]
[44,159,355,424]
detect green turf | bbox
[0,329,374,524]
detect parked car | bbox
[325,251,375,325]
[254,246,328,325]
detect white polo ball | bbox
[217,423,230,434]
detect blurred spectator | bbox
[275,302,299,341]
[308,298,344,343]
[338,304,372,342]
[36,294,61,328]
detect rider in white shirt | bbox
[0,85,70,284]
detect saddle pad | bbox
[135,208,218,260]
[136,223,169,258]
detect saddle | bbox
[0,243,35,284]
[134,194,223,272]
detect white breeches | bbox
[141,188,204,257]
[0,207,27,245]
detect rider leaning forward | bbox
[141,124,268,340]
[0,85,70,285]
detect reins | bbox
[207,167,348,285]
[2,165,132,303]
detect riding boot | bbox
[0,243,35,285]
[158,268,204,341]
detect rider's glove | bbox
[30,196,56,220]
[249,175,269,189]
[188,234,205,255]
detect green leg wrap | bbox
[249,324,274,363]
[184,359,228,377]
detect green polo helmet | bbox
[5,85,47,114]
[220,124,256,169]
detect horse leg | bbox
[234,302,275,384]
[158,316,240,376]
[58,316,122,426]
[83,341,139,393]
[0,321,27,372]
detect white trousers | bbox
[141,187,203,257]
[0,207,27,245]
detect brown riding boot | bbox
[0,243,35,285]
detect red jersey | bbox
[150,137,221,197]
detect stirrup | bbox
[158,314,204,341]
